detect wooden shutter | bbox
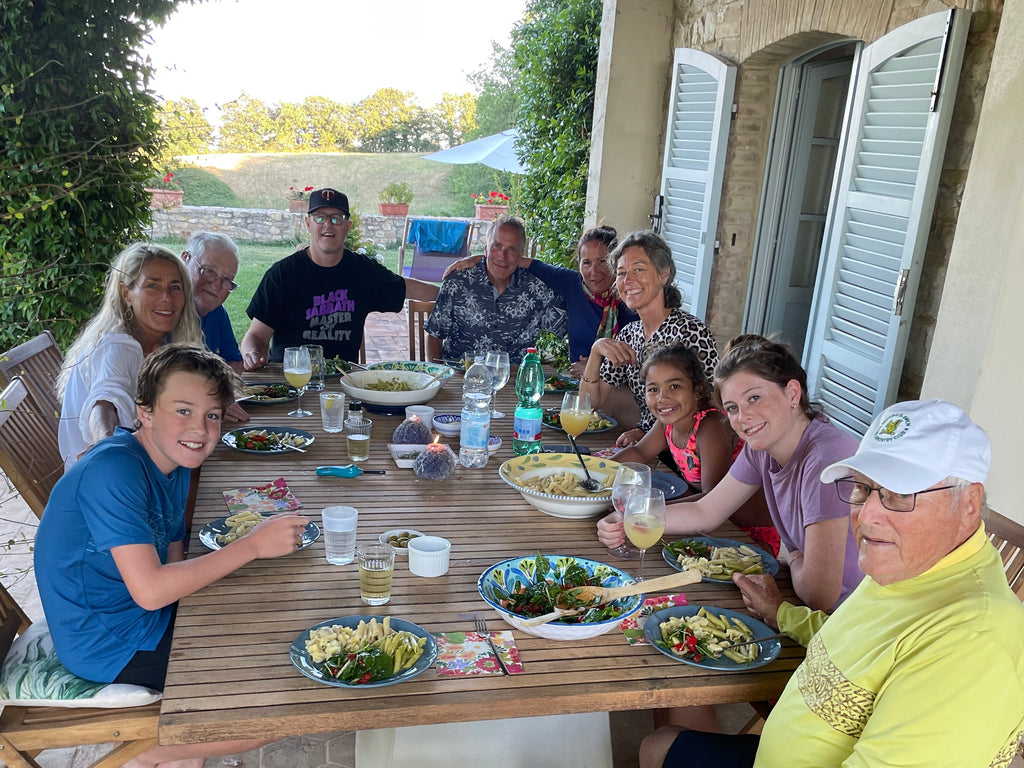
[804,10,970,435]
[659,49,735,318]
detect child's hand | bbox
[596,512,626,548]
[244,513,309,558]
[615,428,645,448]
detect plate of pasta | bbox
[291,615,438,688]
[498,453,619,519]
[199,511,321,551]
[644,605,781,671]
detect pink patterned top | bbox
[665,408,741,486]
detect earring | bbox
[124,304,135,328]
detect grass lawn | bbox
[155,240,402,343]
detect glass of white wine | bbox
[623,488,666,581]
[485,350,511,418]
[609,462,652,559]
[283,346,313,417]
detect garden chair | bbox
[0,581,160,768]
[0,330,63,424]
[407,300,435,361]
[0,377,64,519]
[398,218,477,283]
[985,509,1024,601]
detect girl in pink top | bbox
[612,343,778,554]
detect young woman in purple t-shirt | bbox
[598,334,862,613]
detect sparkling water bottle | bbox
[459,356,492,468]
[513,347,545,455]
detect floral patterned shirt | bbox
[599,308,719,431]
[425,262,567,364]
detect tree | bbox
[468,42,520,138]
[0,0,180,350]
[351,88,419,152]
[219,93,278,153]
[513,0,601,262]
[433,91,478,149]
[159,97,213,156]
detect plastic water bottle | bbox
[513,347,545,455]
[459,356,492,468]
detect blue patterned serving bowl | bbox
[498,453,619,519]
[477,554,644,640]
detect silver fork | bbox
[474,613,510,675]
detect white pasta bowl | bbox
[337,369,444,407]
[498,453,619,519]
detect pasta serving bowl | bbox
[497,453,619,519]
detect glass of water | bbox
[484,350,511,418]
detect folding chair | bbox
[0,377,64,519]
[407,301,435,361]
[985,510,1024,600]
[0,582,160,768]
[0,330,63,422]
[398,218,478,283]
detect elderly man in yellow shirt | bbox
[641,399,1024,768]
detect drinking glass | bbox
[485,351,511,418]
[623,488,666,581]
[283,346,313,417]
[302,344,325,391]
[608,462,652,559]
[559,391,592,439]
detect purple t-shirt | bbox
[729,414,863,608]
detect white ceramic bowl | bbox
[432,413,461,438]
[498,453,619,519]
[477,554,644,640]
[338,369,445,407]
[378,528,424,556]
[366,360,455,380]
[407,536,451,577]
[488,435,501,454]
[388,443,426,469]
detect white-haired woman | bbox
[56,243,202,467]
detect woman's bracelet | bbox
[580,374,600,384]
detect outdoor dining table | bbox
[158,367,803,746]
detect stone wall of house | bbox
[148,208,490,250]
[669,0,1002,399]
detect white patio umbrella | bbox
[423,128,526,174]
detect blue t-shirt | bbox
[201,304,242,363]
[34,428,188,683]
[527,260,638,362]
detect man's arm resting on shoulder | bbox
[404,277,439,302]
[240,318,274,370]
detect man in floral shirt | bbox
[425,215,566,365]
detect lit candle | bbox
[414,436,455,480]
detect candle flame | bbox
[432,435,441,446]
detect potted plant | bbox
[145,172,184,209]
[472,190,511,220]
[378,182,414,216]
[286,184,315,213]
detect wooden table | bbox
[159,372,802,745]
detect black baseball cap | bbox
[308,188,350,216]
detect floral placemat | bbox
[222,478,301,514]
[592,447,621,459]
[433,631,524,676]
[620,593,688,645]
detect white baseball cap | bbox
[820,399,990,493]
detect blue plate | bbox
[290,615,438,688]
[644,605,781,671]
[651,470,688,501]
[199,515,320,551]
[543,374,579,394]
[222,426,314,454]
[661,536,779,582]
[541,408,618,434]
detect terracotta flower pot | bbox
[288,199,307,213]
[475,204,509,221]
[146,188,183,209]
[378,203,410,217]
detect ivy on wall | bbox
[0,0,181,350]
[513,0,602,266]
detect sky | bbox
[146,0,529,117]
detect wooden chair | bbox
[0,583,160,768]
[398,218,478,282]
[985,509,1024,601]
[0,331,63,423]
[0,377,64,519]
[407,300,435,361]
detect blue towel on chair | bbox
[408,220,469,254]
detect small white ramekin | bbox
[407,536,451,577]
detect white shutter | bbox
[659,49,735,318]
[804,10,970,435]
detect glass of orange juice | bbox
[283,346,313,417]
[623,488,666,581]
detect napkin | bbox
[432,631,524,676]
[222,478,302,514]
[592,447,621,459]
[620,593,688,645]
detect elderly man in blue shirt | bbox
[425,215,567,365]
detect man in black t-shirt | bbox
[241,188,438,368]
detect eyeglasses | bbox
[196,264,238,292]
[834,478,957,513]
[310,213,349,226]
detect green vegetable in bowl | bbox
[322,645,393,685]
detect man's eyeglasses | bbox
[310,213,349,226]
[196,264,238,292]
[834,478,957,513]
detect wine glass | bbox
[609,462,652,559]
[559,390,592,440]
[283,346,313,417]
[485,351,510,418]
[623,488,666,581]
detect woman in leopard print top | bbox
[578,231,719,447]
